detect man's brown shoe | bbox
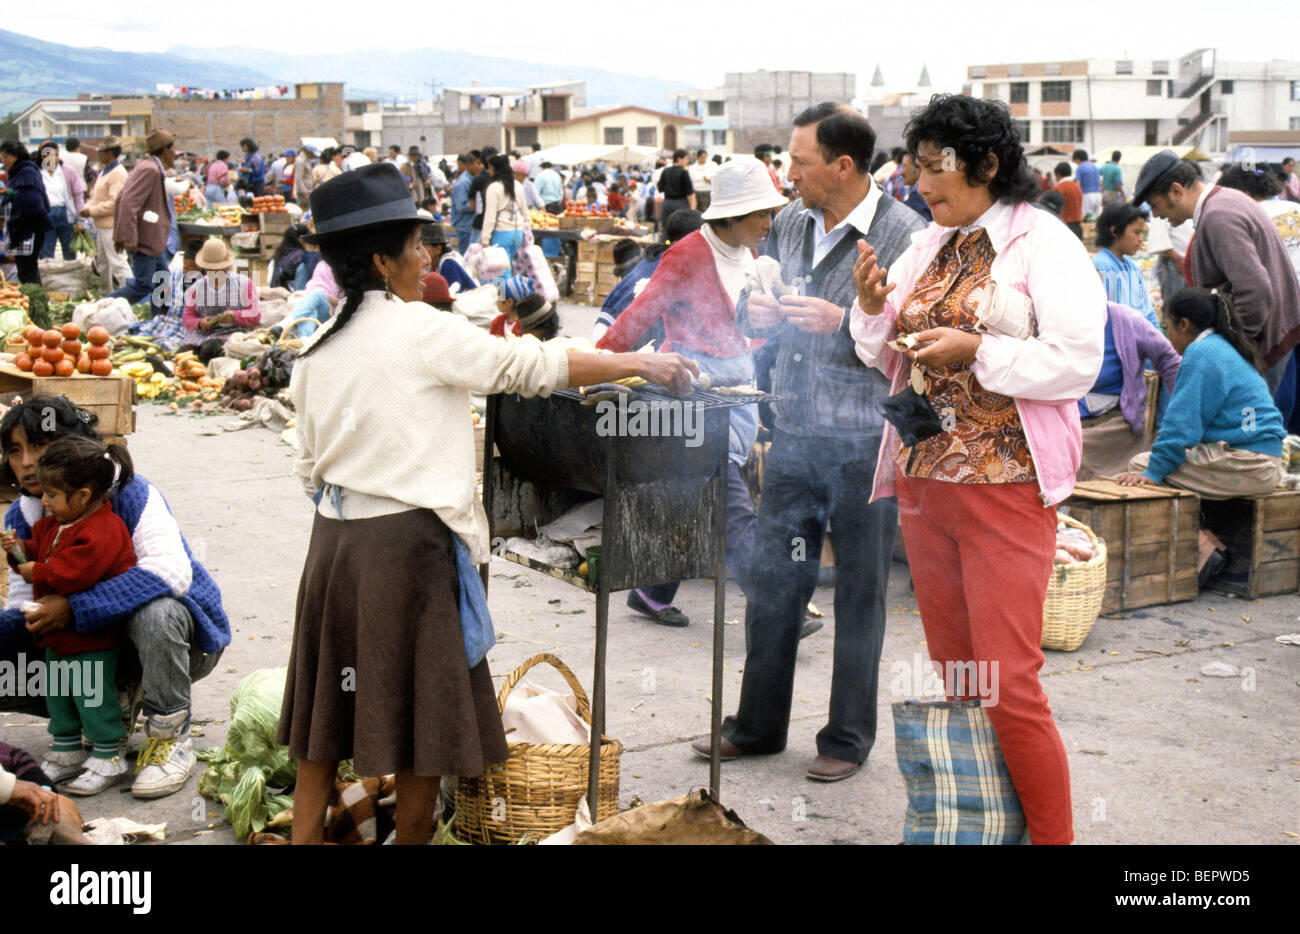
[690,735,743,761]
[806,755,860,782]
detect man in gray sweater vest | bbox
[691,103,926,780]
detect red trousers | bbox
[896,474,1074,844]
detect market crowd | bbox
[1,97,1299,846]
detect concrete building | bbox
[725,70,856,154]
[968,50,1300,157]
[505,105,697,153]
[665,88,729,152]
[666,70,857,155]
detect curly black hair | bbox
[1217,163,1283,200]
[904,94,1040,204]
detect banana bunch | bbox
[119,361,170,399]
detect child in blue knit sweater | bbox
[1120,288,1284,498]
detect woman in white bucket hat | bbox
[595,157,786,628]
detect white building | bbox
[665,88,729,153]
[967,49,1300,158]
[14,99,128,146]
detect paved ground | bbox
[2,300,1297,845]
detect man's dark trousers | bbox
[723,428,897,764]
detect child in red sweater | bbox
[2,436,137,796]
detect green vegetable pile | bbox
[20,284,50,329]
[196,668,297,840]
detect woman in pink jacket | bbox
[851,95,1104,845]
[35,141,85,261]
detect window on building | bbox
[542,95,568,122]
[1042,120,1085,143]
[1007,63,1023,77]
[1041,81,1071,103]
[1291,117,1300,131]
[636,126,657,146]
[1220,80,1234,94]
[1045,63,1062,76]
[1009,82,1029,103]
[1153,60,1170,75]
[712,130,727,145]
[1292,81,1300,101]
[347,102,368,115]
[1012,120,1031,143]
[1147,80,1163,96]
[707,100,724,116]
[970,66,987,79]
[604,126,624,145]
[1145,119,1159,146]
[515,126,539,146]
[1116,60,1133,75]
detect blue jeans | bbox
[205,183,232,204]
[453,220,474,253]
[294,292,332,328]
[110,252,170,317]
[722,429,896,763]
[39,206,74,259]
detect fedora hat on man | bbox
[304,162,432,244]
[146,129,176,154]
[97,135,122,152]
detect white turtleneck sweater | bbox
[700,223,756,305]
[291,291,570,563]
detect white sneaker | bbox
[41,748,89,784]
[64,755,129,796]
[131,710,195,799]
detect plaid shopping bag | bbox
[892,699,1028,845]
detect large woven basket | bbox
[277,317,321,352]
[454,653,622,844]
[1042,514,1107,651]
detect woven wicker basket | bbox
[454,653,621,845]
[277,317,321,352]
[1042,514,1107,651]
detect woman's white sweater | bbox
[481,180,529,243]
[290,291,570,562]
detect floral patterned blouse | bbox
[894,228,1036,484]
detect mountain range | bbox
[0,28,690,117]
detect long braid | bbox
[1210,290,1263,369]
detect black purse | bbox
[879,384,944,447]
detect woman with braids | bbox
[852,93,1105,844]
[1120,288,1284,497]
[277,164,697,845]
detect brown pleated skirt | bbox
[275,508,508,778]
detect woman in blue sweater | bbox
[1120,288,1284,497]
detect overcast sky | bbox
[14,2,1300,94]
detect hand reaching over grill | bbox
[565,351,699,398]
[635,353,700,396]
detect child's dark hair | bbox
[37,436,134,500]
[1166,288,1261,368]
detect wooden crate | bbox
[259,212,292,233]
[1201,491,1300,598]
[577,240,619,263]
[0,363,135,437]
[1062,480,1199,614]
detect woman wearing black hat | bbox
[277,163,696,844]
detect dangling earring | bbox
[384,276,393,300]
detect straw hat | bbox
[195,238,234,270]
[701,158,787,220]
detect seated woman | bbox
[180,239,260,349]
[1078,301,1181,480]
[1121,288,1284,498]
[129,240,201,351]
[420,222,477,295]
[1093,201,1159,329]
[270,224,320,291]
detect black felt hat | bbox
[303,162,432,244]
[1131,149,1182,208]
